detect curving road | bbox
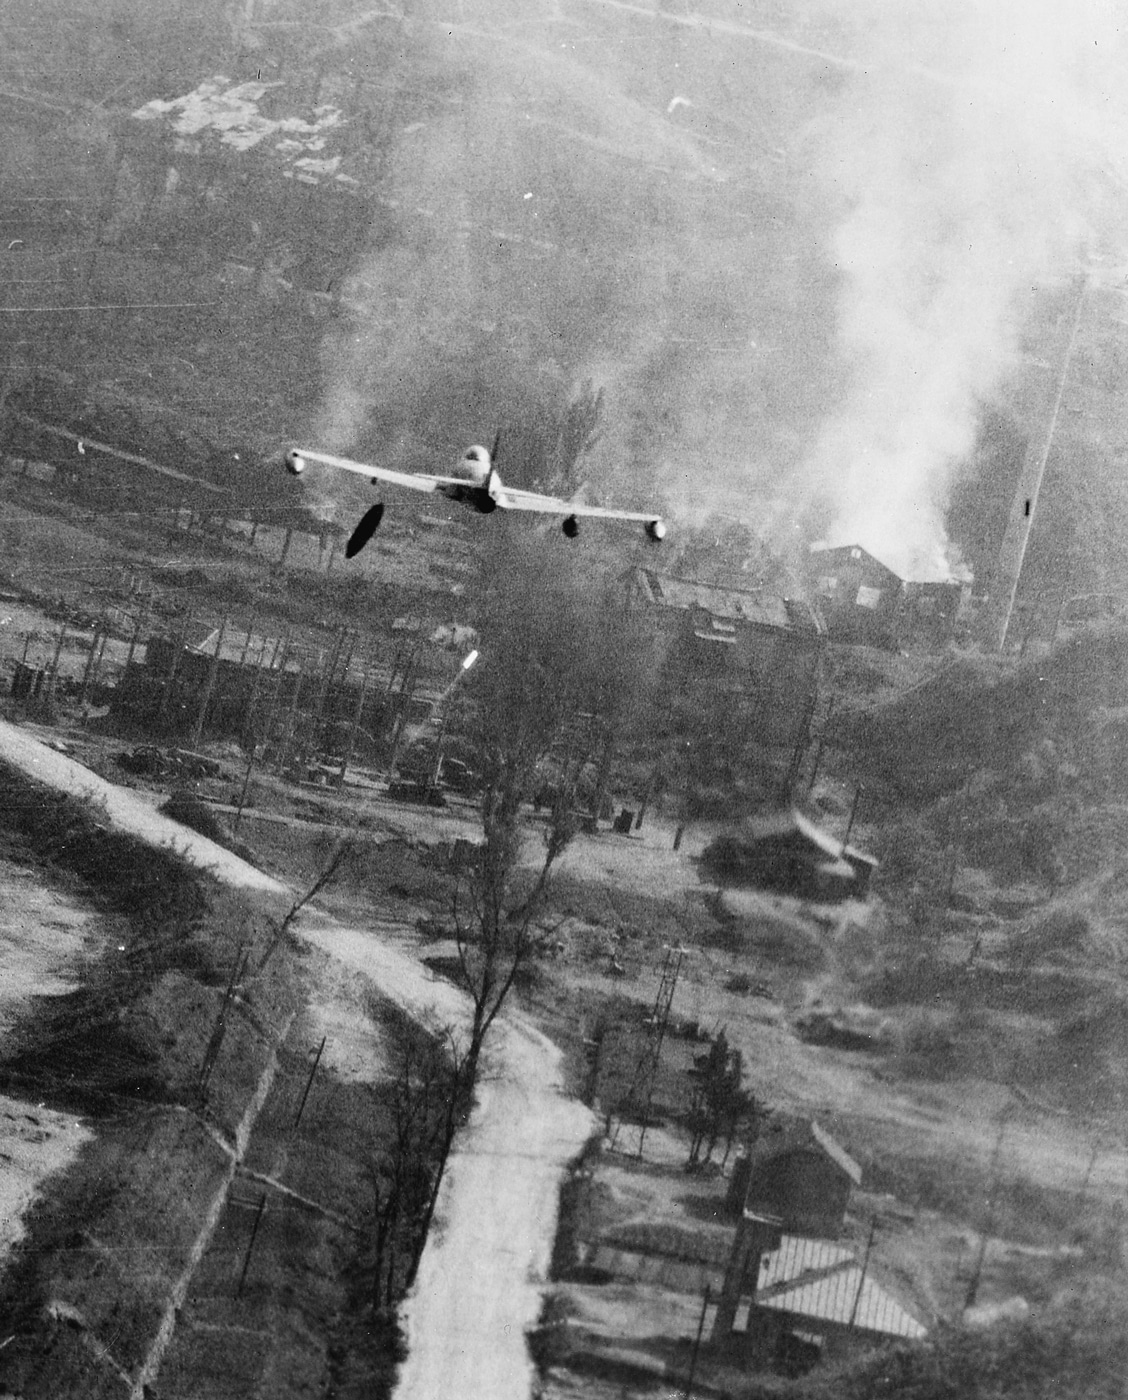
[0,717,591,1400]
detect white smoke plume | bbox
[298,0,1128,568]
[794,0,1125,581]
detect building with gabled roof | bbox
[808,544,971,651]
[809,544,904,648]
[726,1117,862,1238]
[622,567,824,761]
[752,1231,926,1342]
[714,1211,927,1375]
[701,807,878,902]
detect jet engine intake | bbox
[562,515,580,539]
[285,449,306,476]
[645,519,667,543]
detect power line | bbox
[0,301,222,312]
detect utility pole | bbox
[613,945,686,1158]
[847,1218,878,1329]
[964,1109,1010,1310]
[236,1194,267,1297]
[191,613,229,748]
[842,783,863,851]
[987,273,1087,652]
[293,1037,327,1128]
[805,695,836,796]
[338,660,372,787]
[46,624,68,706]
[234,745,257,830]
[683,1285,711,1400]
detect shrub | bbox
[159,789,229,844]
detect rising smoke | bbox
[306,1,1127,578]
[791,0,1125,581]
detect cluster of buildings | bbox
[582,1116,926,1380]
[715,1118,926,1371]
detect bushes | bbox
[731,1294,1128,1400]
[159,787,229,844]
[0,763,205,933]
[527,1290,581,1372]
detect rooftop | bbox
[628,569,819,633]
[738,806,875,870]
[809,543,904,583]
[743,1233,927,1340]
[748,1117,863,1186]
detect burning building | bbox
[809,545,971,650]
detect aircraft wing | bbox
[495,485,662,524]
[286,448,467,493]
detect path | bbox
[299,913,592,1400]
[0,716,591,1400]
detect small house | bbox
[727,1119,862,1238]
[622,568,824,754]
[809,544,903,647]
[719,1224,928,1373]
[713,1208,927,1376]
[699,807,877,902]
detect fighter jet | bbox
[283,442,667,558]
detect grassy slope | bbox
[825,624,1128,1120]
[0,764,437,1400]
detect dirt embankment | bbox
[0,762,440,1400]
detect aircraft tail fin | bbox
[486,429,503,500]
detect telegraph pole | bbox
[987,273,1087,652]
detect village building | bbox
[726,1118,862,1236]
[809,544,904,648]
[809,544,970,650]
[714,1120,925,1373]
[701,806,878,902]
[621,567,824,761]
[714,1213,927,1373]
[111,627,404,767]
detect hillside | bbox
[822,623,1128,1119]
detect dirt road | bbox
[298,912,592,1400]
[0,717,592,1400]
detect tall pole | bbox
[234,746,257,830]
[806,695,836,796]
[843,783,863,852]
[683,1285,711,1400]
[236,1194,267,1297]
[191,613,229,749]
[293,1036,327,1128]
[338,661,371,787]
[46,624,68,703]
[848,1218,878,1329]
[988,273,1087,652]
[964,1110,1009,1310]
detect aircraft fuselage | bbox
[438,481,498,513]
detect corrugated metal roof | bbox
[633,570,796,630]
[753,1235,926,1339]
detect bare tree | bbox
[257,835,355,971]
[686,1029,757,1170]
[369,1022,471,1306]
[452,529,656,1086]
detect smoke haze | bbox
[305,1,1128,577]
[793,0,1124,580]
